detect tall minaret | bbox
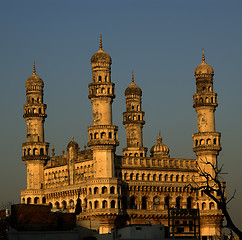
[88,36,119,178]
[22,62,49,190]
[123,72,147,157]
[192,51,221,175]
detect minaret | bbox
[88,36,119,178]
[22,62,50,190]
[192,50,221,175]
[123,72,147,157]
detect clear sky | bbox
[0,0,242,229]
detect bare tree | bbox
[188,159,242,239]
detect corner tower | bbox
[192,51,221,174]
[21,62,49,203]
[88,36,119,178]
[123,72,147,157]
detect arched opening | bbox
[32,98,34,103]
[209,202,215,210]
[153,174,156,181]
[27,197,31,204]
[110,186,115,194]
[90,133,93,139]
[101,132,106,139]
[124,173,127,180]
[102,200,107,208]
[130,173,134,180]
[69,200,74,209]
[94,201,99,209]
[195,139,198,146]
[170,175,173,181]
[101,88,105,94]
[147,174,150,181]
[107,88,110,94]
[102,186,107,194]
[89,201,93,209]
[202,202,206,210]
[42,197,46,204]
[176,175,179,182]
[94,133,98,139]
[181,175,185,182]
[187,197,192,209]
[141,196,147,209]
[176,197,181,208]
[49,202,53,208]
[136,173,139,180]
[111,200,115,208]
[34,197,39,204]
[98,76,102,82]
[207,138,211,144]
[109,132,112,138]
[164,196,169,209]
[200,139,205,145]
[40,148,44,155]
[33,148,37,155]
[142,174,145,181]
[22,198,25,204]
[159,174,162,181]
[39,108,41,114]
[213,138,217,144]
[165,174,168,181]
[130,196,136,209]
[94,187,99,194]
[27,148,31,155]
[55,201,60,209]
[62,201,67,210]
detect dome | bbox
[195,51,214,76]
[67,138,79,150]
[25,62,44,87]
[91,36,112,64]
[150,134,170,158]
[125,72,142,96]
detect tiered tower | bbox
[87,36,119,178]
[123,72,147,157]
[21,62,49,204]
[192,51,222,237]
[192,50,221,175]
[87,37,120,234]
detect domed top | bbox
[195,50,214,76]
[125,72,142,96]
[91,35,112,64]
[150,133,170,158]
[25,61,44,87]
[67,137,79,150]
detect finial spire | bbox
[72,136,74,141]
[99,34,102,50]
[33,60,36,75]
[202,49,205,62]
[132,70,134,83]
[52,145,55,157]
[157,131,162,143]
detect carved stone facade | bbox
[21,39,223,238]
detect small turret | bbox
[21,62,49,204]
[150,133,170,158]
[192,50,221,174]
[123,72,147,157]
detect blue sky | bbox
[0,0,242,229]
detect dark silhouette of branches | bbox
[188,159,242,239]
